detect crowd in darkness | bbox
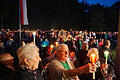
[0,28,118,54]
[0,28,118,80]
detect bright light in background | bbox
[78,0,120,7]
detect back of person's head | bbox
[87,48,99,61]
[69,47,76,53]
[82,42,89,50]
[104,40,111,48]
[17,43,39,65]
[0,53,14,65]
[69,47,76,58]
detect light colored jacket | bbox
[46,59,79,80]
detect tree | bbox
[89,10,105,31]
[116,8,120,79]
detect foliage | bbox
[0,0,119,31]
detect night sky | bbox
[78,0,120,6]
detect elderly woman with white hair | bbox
[14,43,43,80]
[46,44,97,80]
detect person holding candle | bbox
[45,44,97,80]
[81,48,115,80]
[99,40,115,67]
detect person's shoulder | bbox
[50,59,60,65]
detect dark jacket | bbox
[99,46,115,67]
[75,50,88,67]
[80,57,115,80]
[0,63,14,80]
[14,67,43,80]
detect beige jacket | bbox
[46,59,79,80]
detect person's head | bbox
[69,47,76,58]
[104,40,111,48]
[17,43,41,70]
[0,53,14,65]
[93,39,96,43]
[87,48,99,61]
[82,43,89,50]
[55,44,69,62]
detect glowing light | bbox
[32,32,36,44]
[55,42,59,47]
[50,45,54,49]
[33,32,36,37]
[104,50,109,64]
[104,51,109,58]
[90,54,96,64]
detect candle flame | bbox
[104,51,109,58]
[90,54,96,64]
[33,32,36,35]
[50,45,54,49]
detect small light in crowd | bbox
[32,31,36,44]
[50,45,54,49]
[104,50,109,58]
[55,42,59,47]
[33,32,36,37]
[104,50,109,64]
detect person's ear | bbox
[24,58,30,66]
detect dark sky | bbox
[78,0,120,6]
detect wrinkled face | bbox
[28,51,41,70]
[57,46,69,62]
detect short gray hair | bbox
[17,43,39,64]
[55,44,69,52]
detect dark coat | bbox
[99,46,115,67]
[14,67,44,80]
[0,63,14,80]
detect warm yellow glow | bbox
[50,45,54,49]
[90,54,96,64]
[33,32,36,36]
[55,42,58,46]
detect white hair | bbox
[17,43,39,64]
[55,44,69,52]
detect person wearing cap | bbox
[46,44,97,80]
[14,43,43,80]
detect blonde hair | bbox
[87,48,99,60]
[17,43,39,64]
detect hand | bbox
[101,63,108,70]
[101,63,108,74]
[89,63,97,73]
[83,63,97,73]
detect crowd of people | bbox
[0,28,118,80]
